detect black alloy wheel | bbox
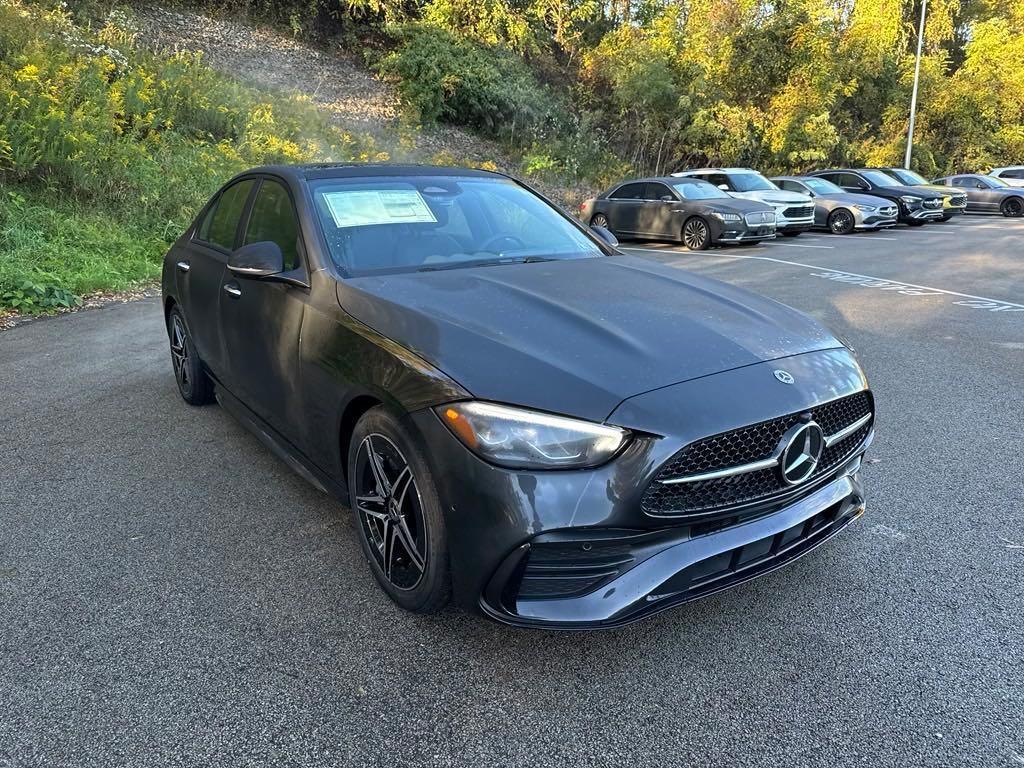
[828,208,855,235]
[682,216,710,250]
[349,408,450,612]
[590,213,610,229]
[167,308,214,405]
[1002,197,1023,217]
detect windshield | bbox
[984,175,1009,188]
[729,173,778,192]
[889,169,929,185]
[862,170,902,187]
[803,178,844,195]
[310,176,603,275]
[672,180,731,200]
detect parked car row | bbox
[579,165,1024,249]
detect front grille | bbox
[923,198,942,208]
[951,195,966,206]
[641,391,872,517]
[782,205,814,218]
[745,211,775,225]
[880,206,897,216]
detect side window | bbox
[838,173,863,188]
[1005,169,1024,179]
[610,183,646,200]
[776,180,799,192]
[706,173,731,189]
[204,180,255,251]
[951,177,970,187]
[244,179,302,271]
[645,182,673,200]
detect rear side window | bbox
[952,177,972,187]
[705,173,731,189]
[204,180,255,250]
[776,180,800,192]
[244,180,301,271]
[610,183,646,200]
[997,169,1023,179]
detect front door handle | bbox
[176,260,190,273]
[223,283,242,298]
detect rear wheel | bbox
[1001,197,1023,217]
[590,213,611,230]
[682,216,710,250]
[348,407,451,614]
[167,307,214,406]
[827,208,855,235]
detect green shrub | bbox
[377,24,560,142]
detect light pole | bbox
[904,0,927,169]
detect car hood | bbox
[701,198,775,214]
[729,189,812,206]
[914,184,964,196]
[875,183,939,199]
[817,192,897,207]
[337,254,841,422]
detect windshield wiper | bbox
[417,256,555,272]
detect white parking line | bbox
[769,242,834,249]
[818,234,899,241]
[621,246,1024,311]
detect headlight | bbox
[436,401,629,469]
[711,212,741,222]
[853,204,877,212]
[900,195,921,205]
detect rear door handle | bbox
[223,283,241,298]
[176,260,190,273]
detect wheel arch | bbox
[338,394,385,485]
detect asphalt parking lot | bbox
[2,215,1022,767]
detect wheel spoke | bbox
[394,517,425,573]
[383,522,398,581]
[356,493,388,521]
[363,436,392,496]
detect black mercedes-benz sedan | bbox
[162,164,874,629]
[578,177,777,249]
[809,168,945,225]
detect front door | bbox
[219,177,311,440]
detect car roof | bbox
[674,168,756,174]
[242,163,506,182]
[991,165,1024,171]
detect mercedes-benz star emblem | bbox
[778,421,825,485]
[774,369,795,384]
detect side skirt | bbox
[215,384,348,501]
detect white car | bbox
[989,166,1024,187]
[671,168,815,236]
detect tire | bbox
[1001,197,1023,217]
[827,208,855,235]
[590,213,611,230]
[167,306,214,405]
[348,407,451,614]
[682,216,710,250]
[940,212,954,221]
[906,219,926,227]
[780,230,802,238]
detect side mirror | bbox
[717,184,730,191]
[590,225,619,247]
[660,195,675,203]
[228,241,284,277]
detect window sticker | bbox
[322,189,437,228]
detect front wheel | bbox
[167,307,214,405]
[348,407,451,614]
[906,219,926,227]
[827,208,855,235]
[1001,197,1023,217]
[682,216,710,250]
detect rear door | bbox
[176,178,256,378]
[605,183,647,234]
[218,176,310,440]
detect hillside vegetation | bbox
[1,0,1022,314]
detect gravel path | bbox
[132,6,519,172]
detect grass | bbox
[0,0,386,314]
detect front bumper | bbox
[410,348,872,628]
[483,469,865,629]
[714,225,777,243]
[854,212,898,230]
[904,205,944,221]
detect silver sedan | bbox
[771,176,899,234]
